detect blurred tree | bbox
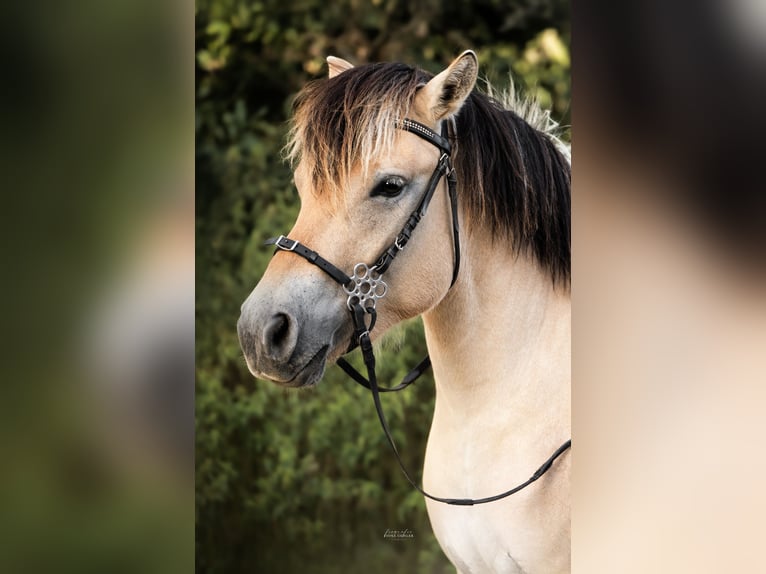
[196,1,569,571]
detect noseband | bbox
[266,118,571,506]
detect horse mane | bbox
[285,62,571,286]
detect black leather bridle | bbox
[266,118,571,506]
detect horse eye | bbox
[372,176,406,198]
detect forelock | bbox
[284,62,431,200]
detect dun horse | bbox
[238,51,571,573]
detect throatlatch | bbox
[265,118,571,506]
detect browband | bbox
[397,118,451,155]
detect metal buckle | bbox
[275,235,297,252]
[394,236,405,251]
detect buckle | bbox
[275,235,298,251]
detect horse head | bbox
[238,52,478,387]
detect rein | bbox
[266,118,571,506]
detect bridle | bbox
[266,118,571,506]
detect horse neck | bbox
[422,226,571,416]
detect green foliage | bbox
[196,1,569,571]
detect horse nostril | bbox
[262,312,296,361]
[269,313,289,344]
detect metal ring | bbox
[344,261,388,311]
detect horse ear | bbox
[327,56,354,78]
[417,50,478,121]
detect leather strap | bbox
[374,152,451,275]
[398,119,451,154]
[265,235,352,287]
[446,166,460,287]
[336,355,431,393]
[375,121,460,284]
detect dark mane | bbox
[286,62,571,286]
[454,91,571,286]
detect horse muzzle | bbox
[237,283,350,387]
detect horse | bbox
[237,50,571,573]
